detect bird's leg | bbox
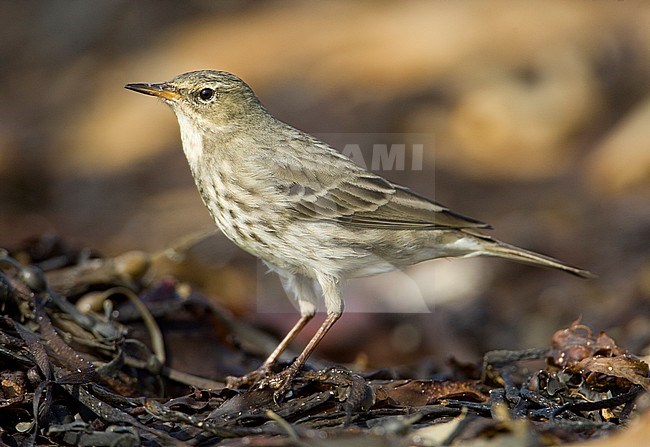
[269,314,341,388]
[259,313,341,401]
[262,314,312,368]
[226,271,318,389]
[268,273,343,400]
[266,312,342,393]
[226,314,313,388]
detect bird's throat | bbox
[176,112,206,172]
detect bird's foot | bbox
[227,365,299,402]
[225,364,273,389]
[258,367,299,403]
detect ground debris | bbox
[0,237,647,445]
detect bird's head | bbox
[125,70,264,129]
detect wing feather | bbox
[257,134,490,230]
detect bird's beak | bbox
[124,82,181,101]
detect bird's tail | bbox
[481,239,594,278]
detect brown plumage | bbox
[126,70,593,397]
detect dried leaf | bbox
[549,321,626,368]
[578,356,650,390]
[372,380,486,407]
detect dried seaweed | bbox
[0,238,647,446]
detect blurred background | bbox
[1,1,649,374]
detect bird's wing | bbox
[262,136,490,231]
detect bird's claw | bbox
[225,365,272,389]
[226,366,299,402]
[261,368,297,402]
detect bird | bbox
[125,70,592,397]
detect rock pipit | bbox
[125,70,592,397]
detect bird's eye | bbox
[198,88,215,101]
